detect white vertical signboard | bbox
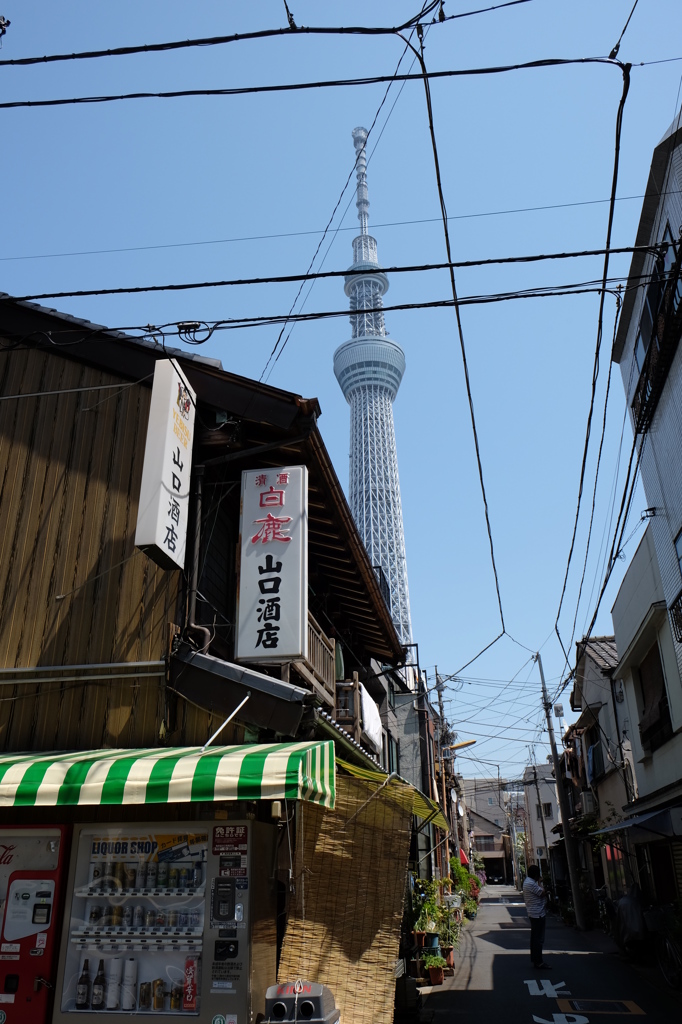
[236,466,308,662]
[134,359,195,570]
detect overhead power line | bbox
[8,243,656,303]
[553,62,631,666]
[0,56,626,113]
[0,3,533,69]
[4,191,680,264]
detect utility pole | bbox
[435,669,451,877]
[535,652,586,929]
[531,762,554,890]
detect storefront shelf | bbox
[74,886,206,899]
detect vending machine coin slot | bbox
[214,939,238,960]
[32,903,52,926]
[212,878,235,924]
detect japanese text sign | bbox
[134,359,195,570]
[236,466,308,662]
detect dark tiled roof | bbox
[578,636,618,672]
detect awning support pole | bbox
[201,691,251,751]
[343,771,399,827]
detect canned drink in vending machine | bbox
[145,908,156,929]
[133,905,145,929]
[170,983,183,1011]
[123,905,133,928]
[168,910,178,928]
[177,911,188,930]
[178,867,189,889]
[189,909,199,929]
[155,910,166,928]
[157,860,168,887]
[136,860,147,888]
[146,860,158,888]
[139,982,152,1011]
[152,979,166,1011]
[192,863,202,888]
[168,866,178,888]
[88,905,102,926]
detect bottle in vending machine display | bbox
[75,958,91,1010]
[168,865,178,888]
[106,957,122,1010]
[133,905,145,929]
[121,958,138,1011]
[146,859,158,888]
[157,860,168,887]
[135,859,147,888]
[178,866,189,888]
[145,908,156,928]
[123,904,133,928]
[91,958,106,1010]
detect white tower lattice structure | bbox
[333,127,413,646]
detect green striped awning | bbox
[337,758,449,832]
[0,741,335,809]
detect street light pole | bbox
[535,651,587,929]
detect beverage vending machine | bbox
[0,825,70,1024]
[53,821,267,1022]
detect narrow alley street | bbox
[420,886,682,1023]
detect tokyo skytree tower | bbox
[333,127,413,647]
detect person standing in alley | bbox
[523,864,550,968]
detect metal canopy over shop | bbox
[0,740,335,808]
[593,806,682,839]
[170,648,311,735]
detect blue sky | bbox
[2,1,681,778]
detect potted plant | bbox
[422,953,447,985]
[463,897,478,920]
[438,905,459,967]
[412,879,440,947]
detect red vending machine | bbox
[0,825,69,1024]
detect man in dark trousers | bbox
[523,864,550,968]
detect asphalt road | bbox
[420,885,682,1024]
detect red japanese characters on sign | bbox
[250,513,292,545]
[236,466,308,662]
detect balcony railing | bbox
[291,613,335,708]
[632,245,682,434]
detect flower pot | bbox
[442,945,455,968]
[412,930,426,947]
[428,966,444,986]
[424,931,440,948]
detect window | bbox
[488,797,494,805]
[476,835,496,852]
[494,818,500,826]
[543,803,553,819]
[387,683,395,711]
[536,804,543,820]
[388,736,399,775]
[634,232,671,373]
[637,642,673,753]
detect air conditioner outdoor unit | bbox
[581,791,596,815]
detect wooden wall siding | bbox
[0,347,184,749]
[0,674,242,752]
